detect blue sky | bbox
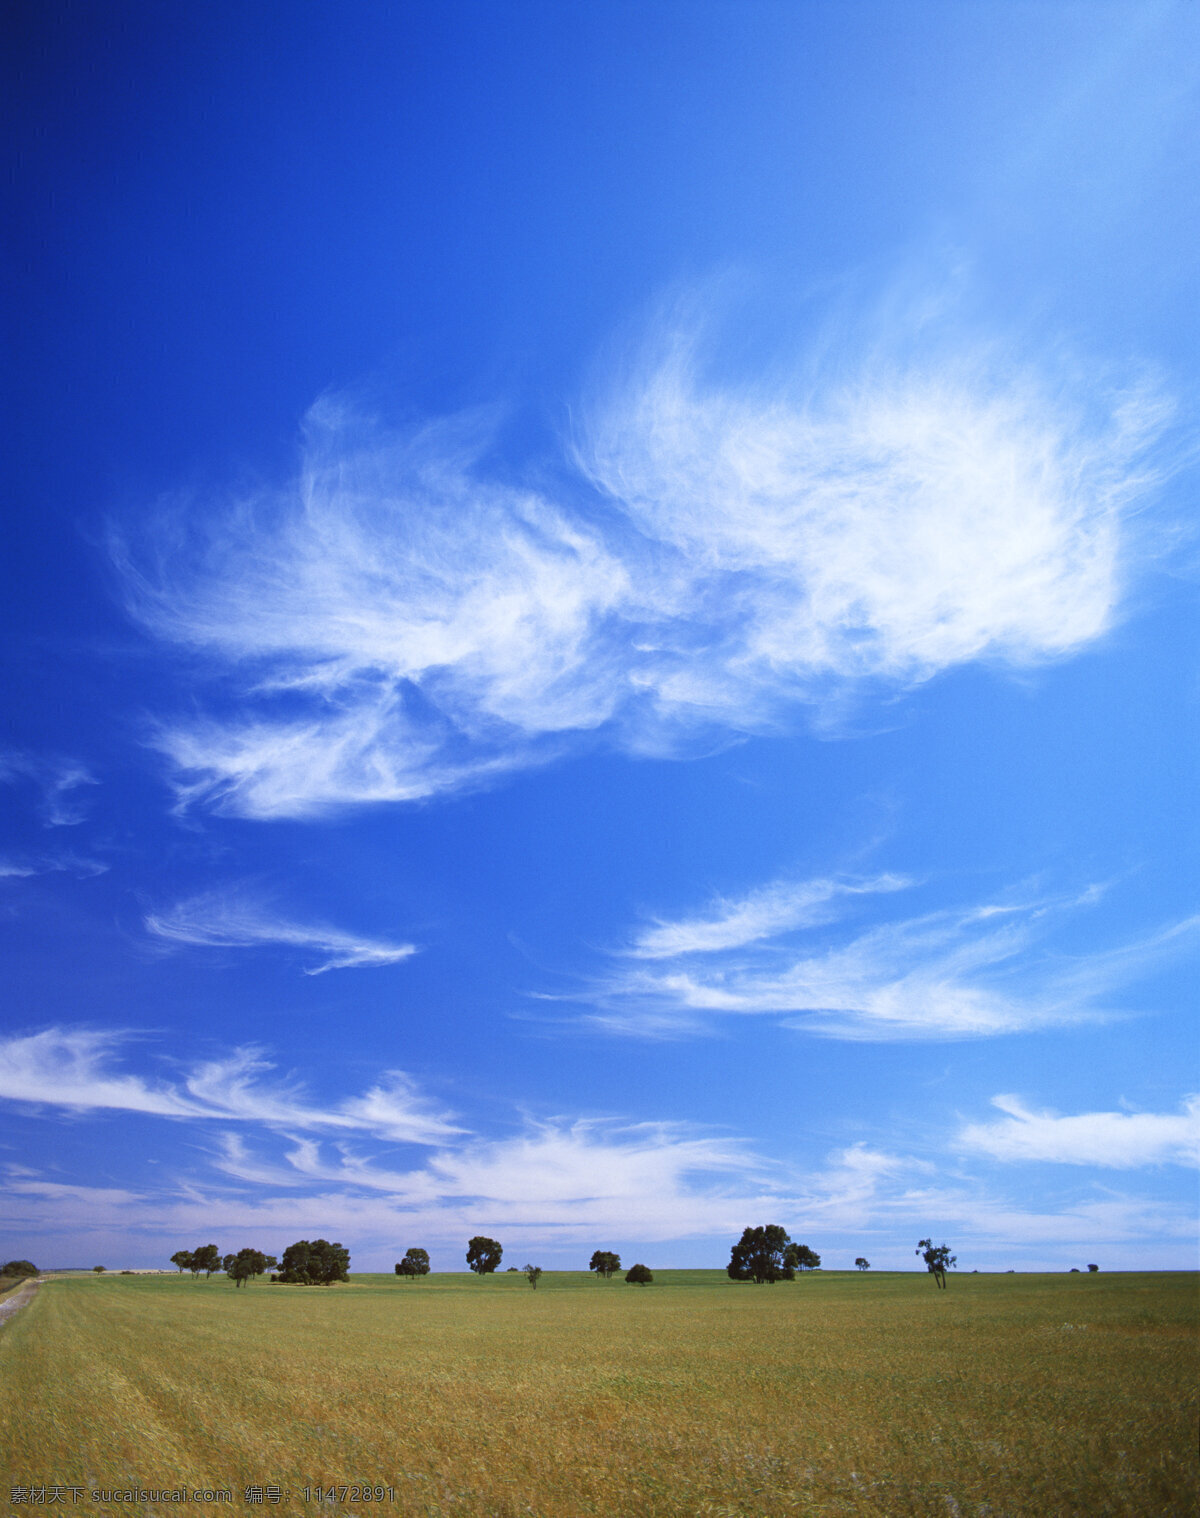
[3,0,1197,1273]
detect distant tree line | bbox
[149,1232,1000,1289]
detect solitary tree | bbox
[395,1248,431,1279]
[589,1250,621,1279]
[523,1263,543,1289]
[728,1225,796,1283]
[169,1250,193,1274]
[276,1239,350,1285]
[466,1236,503,1274]
[784,1243,821,1273]
[1087,1264,1099,1273]
[625,1263,653,1285]
[855,1257,870,1271]
[92,1265,106,1274]
[226,1248,268,1288]
[916,1238,956,1289]
[1,1260,38,1278]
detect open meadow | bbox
[1,1269,1195,1517]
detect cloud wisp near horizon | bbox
[958,1093,1200,1169]
[111,306,1174,819]
[0,1028,460,1145]
[2,1024,1195,1268]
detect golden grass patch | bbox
[1,1269,1195,1516]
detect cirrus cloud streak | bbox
[959,1093,1200,1168]
[144,890,417,974]
[0,1028,460,1144]
[113,305,1172,817]
[573,875,1200,1040]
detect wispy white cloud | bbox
[629,874,910,958]
[115,403,630,817]
[0,1029,460,1144]
[0,751,99,826]
[7,1121,1195,1271]
[959,1093,1200,1169]
[0,852,108,881]
[211,1118,768,1240]
[144,891,416,974]
[579,318,1169,700]
[578,876,1200,1040]
[113,300,1172,817]
[2,1030,1195,1265]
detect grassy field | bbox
[1,1269,1195,1517]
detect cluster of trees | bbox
[726,1226,820,1283]
[168,1240,348,1285]
[395,1248,430,1278]
[1,1260,38,1278]
[170,1245,279,1284]
[589,1250,621,1278]
[223,1248,273,1287]
[170,1245,223,1277]
[275,1240,350,1285]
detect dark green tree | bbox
[226,1248,267,1287]
[625,1263,653,1285]
[784,1242,820,1272]
[1087,1264,1099,1272]
[92,1265,105,1273]
[395,1247,431,1279]
[854,1257,870,1271]
[276,1239,350,1285]
[466,1236,503,1274]
[222,1253,237,1274]
[589,1250,621,1279]
[1,1260,37,1278]
[169,1250,193,1274]
[916,1238,956,1289]
[192,1243,221,1279]
[523,1263,543,1289]
[727,1225,795,1283]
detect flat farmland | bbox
[1,1269,1195,1517]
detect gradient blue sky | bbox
[3,1,1197,1273]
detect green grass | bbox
[1,1269,1195,1516]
